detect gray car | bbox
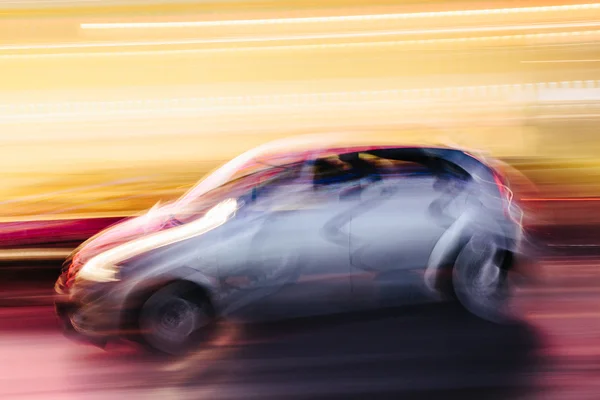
[55,134,531,355]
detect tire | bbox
[138,282,216,356]
[452,234,512,323]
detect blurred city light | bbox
[1,1,600,399]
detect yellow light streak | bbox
[0,248,72,261]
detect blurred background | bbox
[2,0,600,399]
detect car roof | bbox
[178,129,488,205]
[248,130,455,161]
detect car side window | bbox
[312,155,361,188]
[354,152,471,203]
[356,153,433,178]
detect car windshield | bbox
[177,141,310,206]
[172,160,304,224]
[176,158,268,208]
[175,138,320,209]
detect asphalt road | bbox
[1,258,600,400]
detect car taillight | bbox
[492,170,523,227]
[493,172,511,209]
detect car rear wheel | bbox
[139,282,216,356]
[452,234,512,323]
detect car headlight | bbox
[78,258,120,283]
[205,198,239,221]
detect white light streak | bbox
[2,27,600,59]
[0,79,598,121]
[0,20,593,51]
[80,3,600,29]
[78,198,237,282]
[522,59,600,63]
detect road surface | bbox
[1,258,599,399]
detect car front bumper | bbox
[54,275,123,347]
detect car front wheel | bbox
[138,282,216,356]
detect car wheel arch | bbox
[425,221,514,297]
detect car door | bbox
[348,151,452,308]
[218,155,358,321]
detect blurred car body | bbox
[55,133,532,354]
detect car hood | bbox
[71,202,179,265]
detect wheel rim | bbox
[475,258,501,293]
[143,296,209,349]
[462,243,504,302]
[159,298,197,337]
